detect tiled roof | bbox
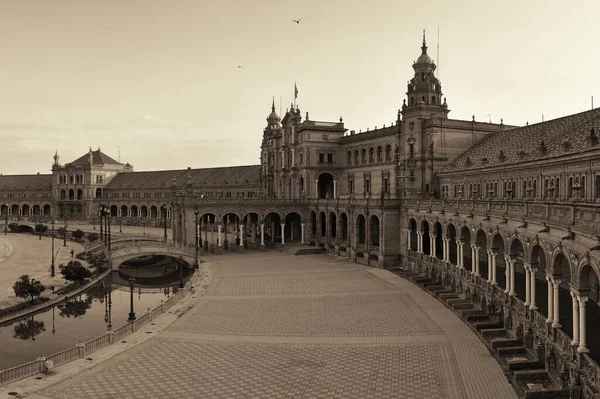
[105,165,261,189]
[70,149,121,166]
[0,174,53,191]
[443,108,600,173]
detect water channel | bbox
[0,255,195,370]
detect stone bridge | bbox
[105,239,195,270]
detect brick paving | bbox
[23,251,516,399]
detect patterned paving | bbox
[206,270,396,296]
[31,252,517,399]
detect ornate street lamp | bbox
[51,219,55,277]
[107,282,113,330]
[128,277,136,321]
[63,216,67,247]
[194,209,199,270]
[179,256,184,288]
[162,205,168,242]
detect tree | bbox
[71,229,84,239]
[13,275,46,303]
[59,260,92,283]
[87,232,99,242]
[86,252,107,272]
[58,296,93,318]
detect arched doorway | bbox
[199,212,219,251]
[408,219,418,251]
[310,211,317,243]
[421,221,430,255]
[531,244,548,316]
[284,212,302,243]
[317,173,334,199]
[369,215,380,247]
[340,212,348,241]
[492,233,506,289]
[221,212,241,248]
[434,222,443,260]
[475,230,488,279]
[141,206,148,218]
[264,212,282,244]
[121,205,128,218]
[110,205,118,217]
[329,212,337,240]
[319,212,326,239]
[579,264,600,360]
[553,252,573,336]
[43,204,51,216]
[22,204,30,217]
[150,206,158,218]
[447,224,457,265]
[131,205,139,218]
[460,226,471,271]
[356,215,366,246]
[510,239,526,301]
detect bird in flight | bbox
[237,65,243,69]
[292,19,301,24]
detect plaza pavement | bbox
[0,234,84,309]
[1,251,517,399]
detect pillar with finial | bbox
[53,150,60,166]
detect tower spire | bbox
[272,96,275,112]
[421,29,428,55]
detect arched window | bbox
[369,147,374,163]
[377,146,383,162]
[347,151,352,165]
[60,189,66,200]
[361,148,366,164]
[385,145,392,161]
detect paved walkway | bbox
[1,251,517,398]
[0,234,84,308]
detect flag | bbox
[294,82,298,99]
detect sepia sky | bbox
[1,0,599,175]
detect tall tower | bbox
[401,31,450,196]
[260,98,282,198]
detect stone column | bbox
[260,223,265,250]
[473,245,480,276]
[417,232,422,253]
[406,231,411,251]
[505,256,511,294]
[509,256,516,296]
[571,292,580,346]
[271,222,275,242]
[430,234,436,258]
[546,276,554,323]
[524,265,531,306]
[552,278,561,328]
[239,224,244,247]
[578,296,589,353]
[491,250,498,284]
[529,267,537,310]
[315,180,319,199]
[457,240,464,268]
[301,223,305,244]
[217,224,223,253]
[281,223,285,245]
[333,180,337,198]
[486,251,492,283]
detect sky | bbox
[1,0,599,175]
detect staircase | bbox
[390,268,570,398]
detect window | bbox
[365,178,371,194]
[432,96,436,104]
[319,153,325,163]
[383,178,388,193]
[377,146,383,162]
[369,148,374,163]
[409,143,414,158]
[69,175,74,184]
[327,153,333,164]
[347,151,352,165]
[354,150,359,164]
[385,145,392,161]
[349,179,354,194]
[361,149,366,164]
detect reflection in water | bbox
[13,316,46,341]
[0,258,194,370]
[58,296,93,318]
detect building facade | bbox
[1,33,600,396]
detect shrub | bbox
[8,222,18,232]
[71,229,85,239]
[34,224,48,233]
[59,260,92,283]
[87,232,99,242]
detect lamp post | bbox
[128,277,136,321]
[119,216,122,233]
[194,209,199,269]
[4,204,8,235]
[107,282,113,330]
[63,216,67,247]
[51,220,55,277]
[99,206,104,245]
[107,211,112,251]
[162,205,168,242]
[179,256,184,288]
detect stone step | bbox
[410,276,431,284]
[491,336,522,349]
[426,284,447,292]
[439,292,459,300]
[472,318,503,331]
[481,327,510,340]
[513,369,568,398]
[446,298,471,306]
[452,302,475,311]
[421,280,441,288]
[507,358,545,372]
[465,312,490,322]
[497,345,527,356]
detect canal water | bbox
[0,260,194,371]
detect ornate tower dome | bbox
[266,97,281,129]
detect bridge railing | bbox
[0,265,203,385]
